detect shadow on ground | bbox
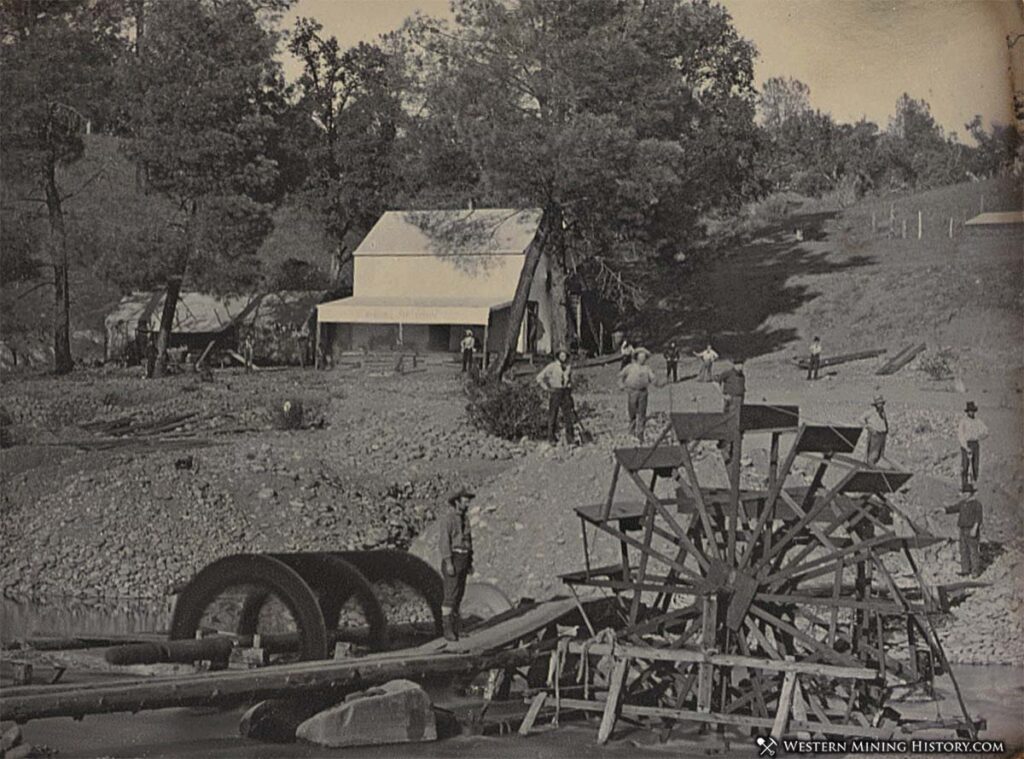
[638,211,873,359]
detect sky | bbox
[282,0,1021,139]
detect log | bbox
[227,349,260,371]
[875,342,926,375]
[0,648,535,723]
[795,348,886,370]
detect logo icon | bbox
[756,736,778,757]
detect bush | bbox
[270,397,304,430]
[466,379,547,440]
[918,349,955,381]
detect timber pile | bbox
[794,348,886,370]
[875,342,927,375]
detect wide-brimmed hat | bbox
[965,401,978,413]
[446,487,475,505]
[464,329,473,336]
[873,394,886,405]
[633,347,651,359]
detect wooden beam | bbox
[770,671,797,739]
[519,692,548,735]
[597,657,629,744]
[624,468,711,572]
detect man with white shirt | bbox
[460,330,476,373]
[859,395,889,466]
[957,401,988,491]
[536,349,574,444]
[618,348,664,442]
[695,344,718,382]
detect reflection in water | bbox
[1,595,175,640]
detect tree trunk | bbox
[44,160,73,375]
[487,206,560,380]
[547,252,570,353]
[151,275,182,378]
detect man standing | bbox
[695,344,719,382]
[807,336,823,381]
[439,487,475,641]
[942,484,983,577]
[664,341,681,383]
[460,330,476,373]
[619,336,634,369]
[859,395,889,466]
[618,348,663,442]
[715,360,746,461]
[957,401,988,491]
[536,349,574,445]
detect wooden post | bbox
[697,594,717,712]
[519,692,548,735]
[597,657,629,744]
[901,219,907,239]
[770,671,797,740]
[767,433,780,497]
[980,195,985,213]
[314,318,322,369]
[917,210,922,240]
[482,322,489,371]
[949,217,954,239]
[599,322,605,355]
[871,212,876,233]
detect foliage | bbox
[287,18,407,277]
[465,378,549,441]
[918,348,956,381]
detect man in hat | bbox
[460,330,476,373]
[695,343,718,382]
[438,487,475,640]
[807,336,823,381]
[618,347,664,442]
[942,484,983,577]
[536,349,574,445]
[957,401,988,491]
[715,360,746,461]
[859,395,889,466]
[663,341,681,383]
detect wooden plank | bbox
[519,692,548,735]
[697,595,717,712]
[557,697,776,729]
[794,426,862,455]
[792,679,812,739]
[624,469,711,572]
[770,671,797,739]
[597,657,629,744]
[0,648,535,723]
[614,447,686,472]
[670,412,735,442]
[602,462,621,521]
[876,342,926,376]
[740,404,799,432]
[678,444,722,560]
[582,518,703,583]
[434,598,581,654]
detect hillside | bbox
[640,176,1022,378]
[0,135,334,367]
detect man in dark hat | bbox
[957,401,988,491]
[536,348,574,445]
[859,395,888,466]
[807,336,822,381]
[438,487,475,640]
[663,341,681,383]
[942,484,983,578]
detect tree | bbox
[118,0,292,376]
[288,19,406,282]
[964,115,1020,178]
[0,0,124,373]
[405,0,761,377]
[883,93,967,189]
[759,76,811,131]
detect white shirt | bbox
[461,336,475,351]
[619,363,658,391]
[810,342,822,356]
[957,415,989,448]
[620,342,634,356]
[699,348,718,362]
[859,407,888,434]
[536,360,572,390]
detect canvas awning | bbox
[317,296,504,326]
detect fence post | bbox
[917,210,922,240]
[948,217,954,239]
[871,212,876,233]
[901,219,907,239]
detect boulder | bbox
[295,679,437,748]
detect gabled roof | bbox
[354,208,542,257]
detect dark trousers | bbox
[461,348,473,372]
[865,431,887,466]
[627,389,649,441]
[960,441,980,489]
[667,361,678,382]
[548,388,574,443]
[698,360,713,382]
[442,552,471,613]
[958,527,981,577]
[807,354,821,380]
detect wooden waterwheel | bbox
[553,403,983,744]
